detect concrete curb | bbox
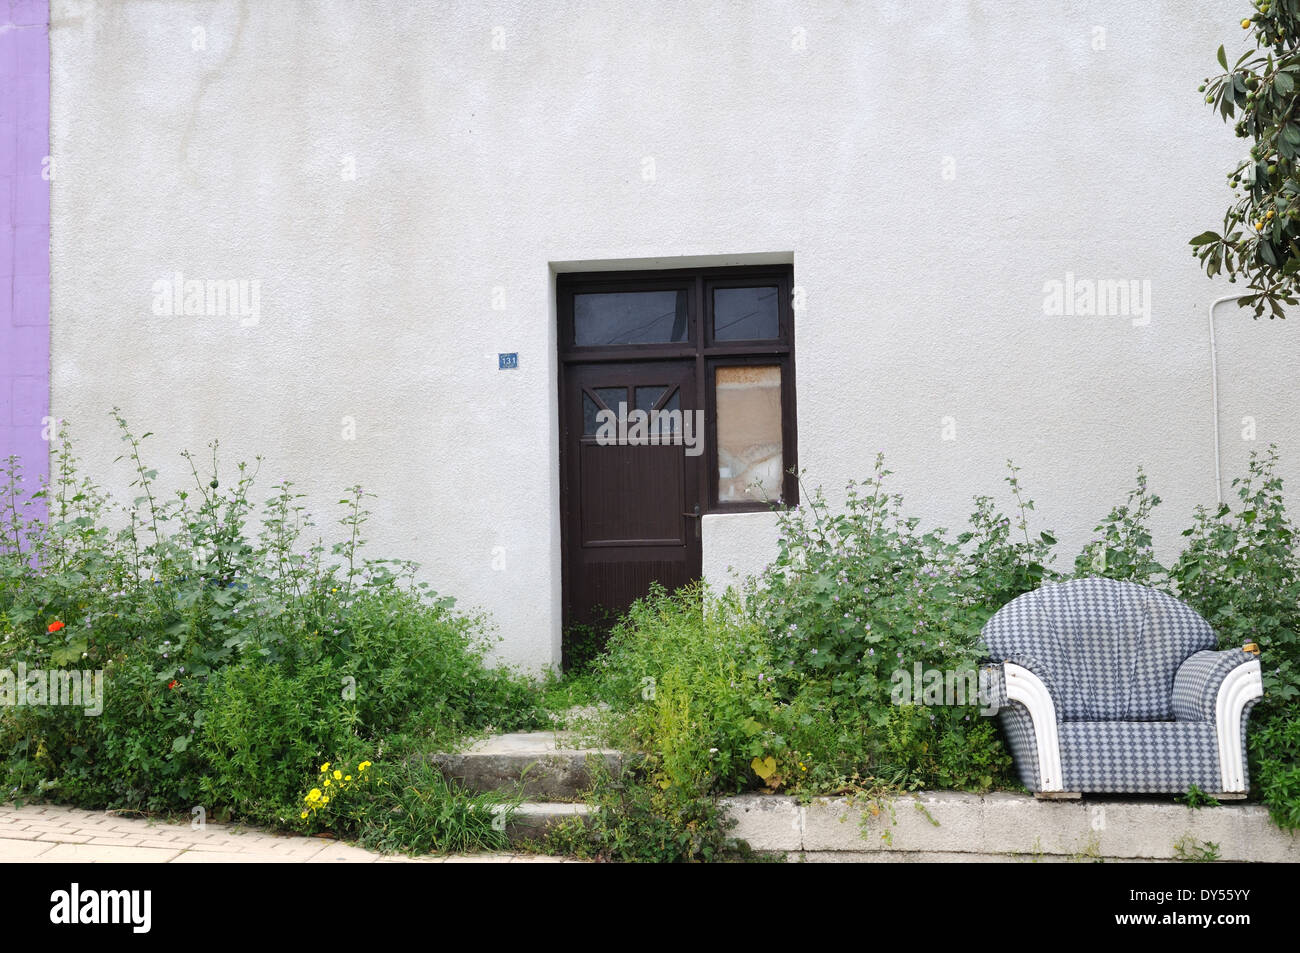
[723,792,1300,862]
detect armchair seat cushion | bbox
[1058,721,1221,794]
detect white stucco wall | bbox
[49,0,1300,671]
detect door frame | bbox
[556,264,798,634]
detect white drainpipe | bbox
[1208,293,1243,506]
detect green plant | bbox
[958,461,1058,607]
[913,799,940,827]
[546,759,748,863]
[1249,703,1300,829]
[1173,834,1222,862]
[0,418,545,841]
[1024,836,1045,863]
[935,716,1015,791]
[562,604,620,675]
[198,655,358,824]
[535,669,603,728]
[856,794,899,847]
[354,752,519,855]
[1191,6,1300,317]
[756,458,987,707]
[744,457,1034,792]
[336,590,547,742]
[595,584,779,793]
[1169,447,1299,829]
[1070,832,1104,863]
[1171,448,1298,700]
[1179,784,1222,809]
[1074,468,1166,585]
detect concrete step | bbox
[433,731,625,801]
[724,791,1300,862]
[505,802,591,846]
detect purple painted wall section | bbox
[0,0,50,508]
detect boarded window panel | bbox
[712,286,780,341]
[574,290,688,346]
[715,366,783,502]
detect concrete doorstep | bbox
[722,791,1300,862]
[432,731,623,802]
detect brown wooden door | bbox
[560,360,702,630]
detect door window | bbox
[715,365,784,503]
[559,265,797,511]
[573,290,689,346]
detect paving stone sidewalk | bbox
[0,802,572,863]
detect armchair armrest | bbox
[981,654,1064,716]
[1173,648,1258,722]
[981,656,1065,792]
[1173,647,1264,793]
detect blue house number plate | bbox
[498,353,518,370]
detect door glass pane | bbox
[634,386,667,414]
[574,290,688,346]
[715,366,782,502]
[583,387,627,435]
[660,389,681,437]
[635,385,682,437]
[712,286,780,341]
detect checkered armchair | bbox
[981,577,1263,796]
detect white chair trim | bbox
[1215,658,1263,793]
[1004,662,1063,792]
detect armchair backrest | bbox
[982,577,1216,721]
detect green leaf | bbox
[1218,44,1228,71]
[1040,531,1057,544]
[50,638,88,666]
[1189,230,1222,246]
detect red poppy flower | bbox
[168,680,179,690]
[47,621,65,634]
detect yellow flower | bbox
[324,778,331,787]
[306,788,322,802]
[321,796,329,804]
[301,811,309,819]
[320,762,330,773]
[359,761,371,771]
[333,770,342,780]
[345,775,352,781]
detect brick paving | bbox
[0,802,574,863]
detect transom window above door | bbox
[558,264,797,511]
[573,290,689,346]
